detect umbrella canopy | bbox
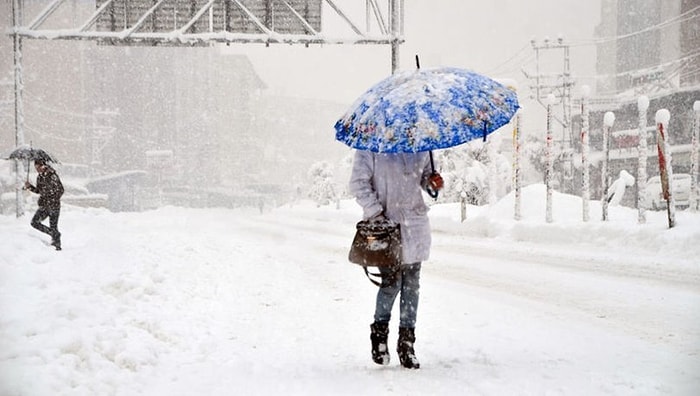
[4,145,60,164]
[4,145,60,181]
[334,67,520,153]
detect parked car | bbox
[61,181,108,209]
[644,174,692,210]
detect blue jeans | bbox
[374,262,421,328]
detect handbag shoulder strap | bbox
[364,265,400,287]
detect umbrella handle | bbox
[427,151,438,199]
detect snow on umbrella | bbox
[334,67,520,153]
[5,145,60,164]
[4,144,60,180]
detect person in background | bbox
[24,159,64,250]
[349,151,444,369]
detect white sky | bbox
[221,0,602,106]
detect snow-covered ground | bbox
[1,184,698,395]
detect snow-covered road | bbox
[431,236,700,354]
[1,191,699,395]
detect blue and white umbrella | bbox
[334,67,520,153]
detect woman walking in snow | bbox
[349,151,443,369]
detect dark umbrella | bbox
[4,144,60,181]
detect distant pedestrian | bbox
[24,159,64,250]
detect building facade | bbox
[583,0,700,206]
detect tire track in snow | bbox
[427,240,700,354]
[433,236,700,288]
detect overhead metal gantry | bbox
[14,0,403,46]
[8,0,404,216]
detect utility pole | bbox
[523,36,575,193]
[390,0,401,74]
[90,109,119,176]
[12,0,25,217]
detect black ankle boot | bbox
[370,322,390,365]
[397,327,420,369]
[51,233,61,251]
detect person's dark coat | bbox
[27,167,64,210]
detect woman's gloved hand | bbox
[428,172,444,191]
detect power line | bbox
[484,44,533,76]
[23,123,84,143]
[679,67,700,80]
[19,109,92,138]
[22,95,94,120]
[19,109,90,132]
[574,49,700,80]
[568,5,700,47]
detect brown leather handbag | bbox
[348,218,402,286]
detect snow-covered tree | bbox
[522,134,547,182]
[436,142,503,205]
[307,161,337,207]
[333,151,355,200]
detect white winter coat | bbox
[348,151,434,264]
